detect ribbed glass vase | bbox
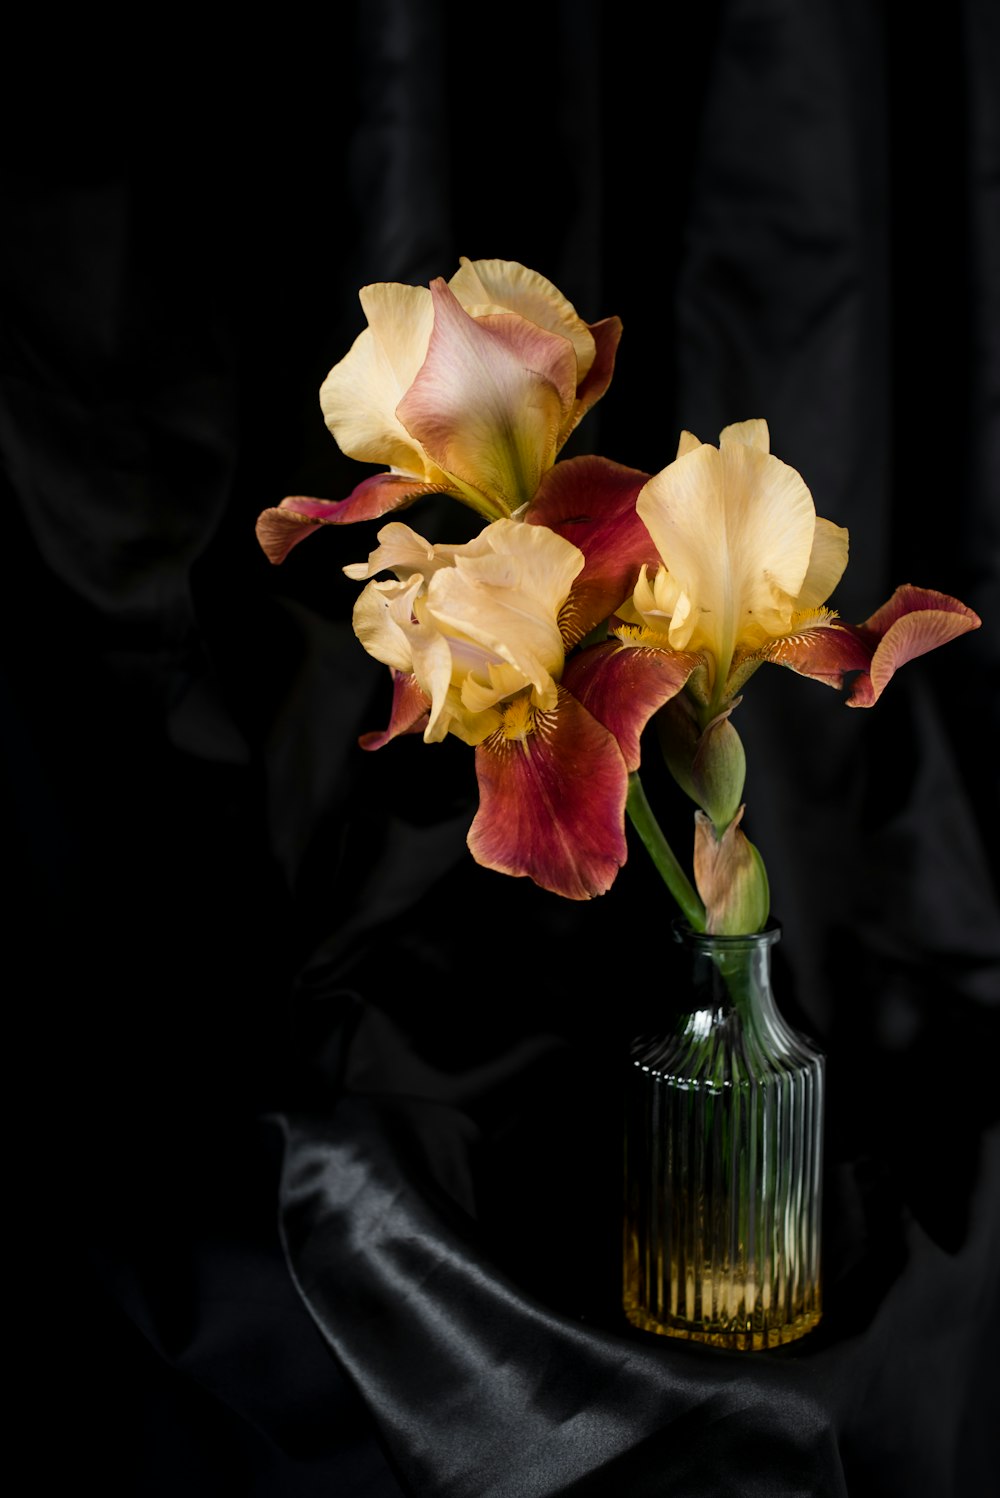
[623,923,824,1350]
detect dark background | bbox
[4,2,998,1493]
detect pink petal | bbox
[256,475,451,564]
[397,280,577,514]
[560,315,623,443]
[562,639,702,771]
[359,671,430,751]
[468,688,628,900]
[525,456,658,644]
[846,585,981,707]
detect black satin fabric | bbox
[6,2,998,1493]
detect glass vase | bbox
[623,923,824,1350]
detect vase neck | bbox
[673,925,781,1028]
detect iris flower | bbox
[256,258,621,564]
[563,420,981,927]
[344,457,662,900]
[591,419,980,716]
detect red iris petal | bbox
[359,672,430,751]
[564,639,702,771]
[526,456,658,644]
[469,689,628,899]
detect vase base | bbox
[623,1296,821,1351]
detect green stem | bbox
[626,772,706,931]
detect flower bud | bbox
[693,808,770,934]
[692,715,746,832]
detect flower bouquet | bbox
[258,259,980,1347]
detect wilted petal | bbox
[526,456,657,644]
[256,476,450,564]
[469,689,628,899]
[398,280,576,515]
[693,808,770,934]
[845,585,982,707]
[359,672,430,751]
[320,282,436,474]
[563,637,702,771]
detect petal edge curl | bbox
[256,475,452,564]
[846,585,982,707]
[359,671,431,751]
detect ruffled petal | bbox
[256,475,451,564]
[468,689,628,899]
[359,672,430,751]
[425,519,581,708]
[397,280,576,515]
[845,585,982,707]
[563,638,702,771]
[344,520,474,583]
[525,456,657,645]
[352,576,422,674]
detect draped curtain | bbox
[5,3,997,1493]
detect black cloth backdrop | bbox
[5,2,999,1493]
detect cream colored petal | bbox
[344,521,470,582]
[460,660,533,715]
[631,565,661,620]
[425,519,581,700]
[795,516,850,610]
[406,601,464,743]
[319,282,436,475]
[650,565,684,619]
[629,562,684,628]
[439,689,502,746]
[719,419,770,453]
[397,282,573,513]
[637,440,817,666]
[351,577,422,674]
[676,430,702,458]
[449,257,595,380]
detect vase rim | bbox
[671,919,781,950]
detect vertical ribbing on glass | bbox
[623,927,824,1350]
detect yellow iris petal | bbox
[634,424,836,692]
[347,517,582,748]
